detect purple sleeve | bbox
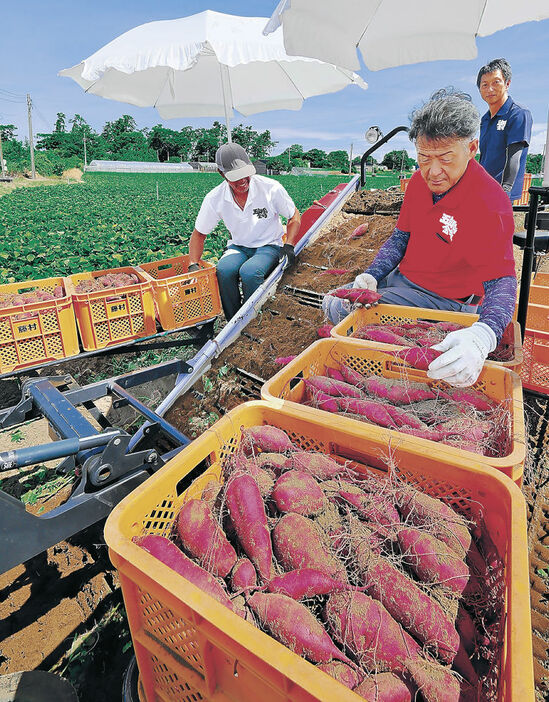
[365,227,410,281]
[479,276,517,341]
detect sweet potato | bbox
[272,470,327,516]
[319,268,351,275]
[350,222,369,239]
[360,375,437,404]
[387,347,442,370]
[304,375,363,399]
[225,473,274,581]
[405,658,473,702]
[326,367,346,382]
[325,591,421,672]
[290,451,345,479]
[230,558,257,592]
[272,513,347,580]
[360,555,461,665]
[442,387,494,412]
[247,592,353,665]
[337,396,395,428]
[317,661,362,690]
[397,527,469,596]
[256,452,290,475]
[354,673,413,702]
[339,490,400,531]
[317,324,333,338]
[242,425,296,453]
[358,327,416,346]
[176,499,237,578]
[133,535,234,610]
[396,488,472,558]
[267,568,354,599]
[305,385,340,412]
[275,355,296,365]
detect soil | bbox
[1,189,548,702]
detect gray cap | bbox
[215,143,256,182]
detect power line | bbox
[0,88,26,99]
[0,95,26,104]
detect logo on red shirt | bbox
[439,213,458,242]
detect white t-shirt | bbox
[194,175,296,248]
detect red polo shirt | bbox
[397,159,515,299]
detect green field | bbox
[1,172,396,282]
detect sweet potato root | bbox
[225,473,274,581]
[133,535,234,611]
[176,499,237,578]
[272,470,327,516]
[272,513,347,580]
[247,592,353,665]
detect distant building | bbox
[86,160,194,173]
[254,159,268,175]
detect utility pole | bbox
[27,94,36,179]
[349,142,353,175]
[0,131,6,177]
[83,136,87,170]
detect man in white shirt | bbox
[188,143,301,320]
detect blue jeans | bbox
[322,269,478,324]
[216,244,282,320]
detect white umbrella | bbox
[60,10,366,141]
[264,0,549,71]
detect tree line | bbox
[1,113,542,177]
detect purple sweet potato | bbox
[304,375,363,399]
[272,470,327,516]
[225,473,274,581]
[396,488,472,558]
[230,558,257,592]
[354,673,413,702]
[397,527,469,596]
[176,499,237,578]
[247,592,353,665]
[337,396,395,428]
[272,513,347,580]
[290,451,345,479]
[317,661,362,690]
[133,535,234,610]
[242,424,296,453]
[405,658,474,702]
[325,591,421,672]
[267,568,354,599]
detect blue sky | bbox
[2,1,548,160]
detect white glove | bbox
[353,272,378,291]
[426,322,497,387]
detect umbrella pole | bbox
[220,64,232,143]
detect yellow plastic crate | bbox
[66,266,156,351]
[0,276,78,373]
[261,339,526,484]
[330,304,522,369]
[138,255,222,331]
[104,401,533,702]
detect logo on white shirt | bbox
[439,213,457,241]
[253,207,268,219]
[496,119,507,130]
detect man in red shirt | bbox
[323,88,516,387]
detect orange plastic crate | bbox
[261,339,526,484]
[138,255,221,331]
[532,272,549,287]
[0,276,79,373]
[520,329,549,394]
[330,304,522,369]
[66,266,156,351]
[104,401,533,702]
[512,172,532,207]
